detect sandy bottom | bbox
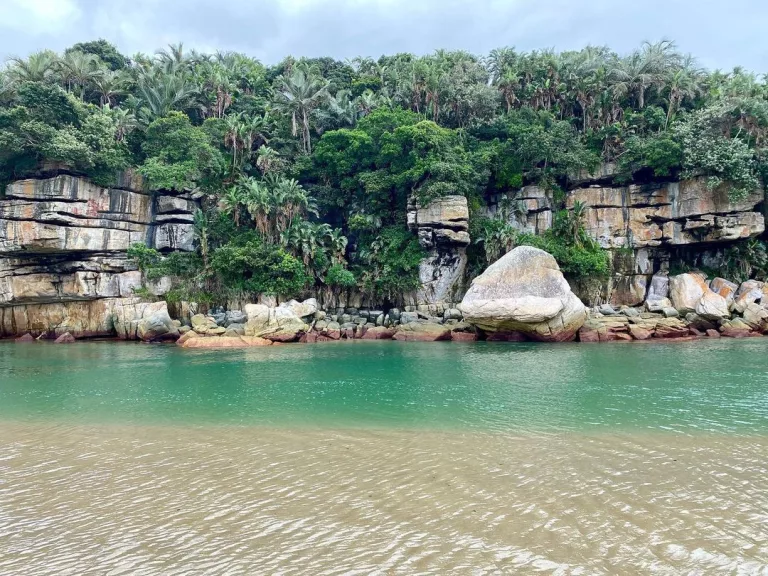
[1,422,767,575]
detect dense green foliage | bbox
[3,39,767,300]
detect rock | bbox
[695,291,730,321]
[225,310,247,326]
[720,318,754,338]
[598,304,617,315]
[54,332,76,343]
[393,322,452,342]
[567,177,764,249]
[178,325,191,335]
[669,273,708,314]
[175,330,199,346]
[706,329,721,338]
[179,336,273,348]
[210,312,227,326]
[742,302,768,331]
[245,305,307,342]
[285,298,318,319]
[646,298,672,313]
[137,308,179,342]
[15,333,35,342]
[710,278,738,306]
[622,307,641,318]
[388,308,402,322]
[654,317,691,339]
[361,326,397,340]
[400,311,419,324]
[443,308,463,321]
[191,314,210,331]
[684,313,716,332]
[732,281,764,314]
[375,314,384,327]
[628,325,652,340]
[459,246,587,342]
[314,310,327,321]
[451,331,478,342]
[647,274,670,301]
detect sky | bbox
[2,0,767,72]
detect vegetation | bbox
[3,39,767,301]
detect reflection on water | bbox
[1,424,767,574]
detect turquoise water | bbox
[2,339,767,433]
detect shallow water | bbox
[1,339,768,573]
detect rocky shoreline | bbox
[9,246,768,347]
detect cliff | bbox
[0,173,198,338]
[487,170,766,307]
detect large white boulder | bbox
[459,246,587,342]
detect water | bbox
[1,339,768,573]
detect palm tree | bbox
[92,70,125,107]
[240,177,272,238]
[57,51,102,99]
[6,51,58,83]
[104,105,138,141]
[665,56,703,129]
[224,112,244,169]
[256,145,282,175]
[220,185,245,226]
[273,65,329,153]
[132,72,199,122]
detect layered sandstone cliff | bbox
[0,172,198,338]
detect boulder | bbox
[669,273,708,314]
[244,304,307,342]
[742,302,768,332]
[695,291,730,321]
[710,278,738,306]
[285,298,318,320]
[54,332,76,344]
[393,322,452,342]
[459,246,587,342]
[646,274,670,301]
[15,333,35,343]
[137,308,179,342]
[733,281,764,314]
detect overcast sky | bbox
[2,0,767,72]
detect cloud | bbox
[1,0,767,72]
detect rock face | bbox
[566,177,764,249]
[407,195,470,305]
[557,173,764,307]
[244,301,310,342]
[460,246,587,342]
[0,172,200,338]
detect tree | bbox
[273,65,329,153]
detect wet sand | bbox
[1,422,767,574]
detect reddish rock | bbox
[342,328,356,339]
[706,329,721,338]
[393,322,451,342]
[578,327,600,343]
[485,331,528,342]
[180,336,272,348]
[720,327,753,338]
[299,332,318,343]
[325,329,341,340]
[361,327,396,340]
[628,325,652,340]
[451,331,478,342]
[15,333,35,343]
[54,332,76,344]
